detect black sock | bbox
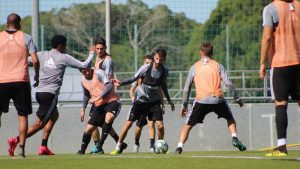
[135,138,140,146]
[111,133,119,143]
[150,139,155,148]
[275,105,288,139]
[98,122,112,147]
[41,139,48,147]
[80,132,91,153]
[16,136,20,143]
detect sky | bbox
[0,0,219,24]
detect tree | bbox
[198,0,270,70]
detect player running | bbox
[77,66,125,155]
[8,35,94,156]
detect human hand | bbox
[89,45,95,53]
[259,63,266,80]
[112,79,121,87]
[169,101,175,111]
[180,107,187,117]
[80,108,85,122]
[236,98,244,107]
[161,105,165,115]
[33,75,39,87]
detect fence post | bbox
[263,76,268,97]
[242,72,245,97]
[32,0,39,48]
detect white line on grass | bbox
[1,155,299,161]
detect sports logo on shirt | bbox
[44,58,57,69]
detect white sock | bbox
[277,138,286,147]
[231,133,237,138]
[177,143,183,148]
[116,142,122,151]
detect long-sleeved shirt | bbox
[33,49,94,94]
[82,69,113,108]
[121,63,171,103]
[96,56,114,79]
[182,58,240,108]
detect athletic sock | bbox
[150,139,155,148]
[135,138,140,146]
[231,133,237,138]
[277,138,286,147]
[41,139,48,147]
[111,133,119,143]
[116,142,121,151]
[98,122,112,147]
[177,142,183,148]
[80,132,91,152]
[275,105,288,140]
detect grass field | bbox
[0,151,299,169]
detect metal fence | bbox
[1,0,267,72]
[2,0,272,102]
[30,68,271,103]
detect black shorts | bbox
[0,82,32,116]
[36,92,58,122]
[88,100,121,127]
[186,101,235,126]
[128,100,163,122]
[136,113,148,127]
[271,64,300,101]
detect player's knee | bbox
[275,100,287,106]
[85,125,95,134]
[105,112,115,123]
[125,121,133,129]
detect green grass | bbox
[0,151,299,169]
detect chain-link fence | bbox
[1,0,272,102]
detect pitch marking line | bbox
[1,155,299,161]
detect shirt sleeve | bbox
[218,64,240,100]
[262,4,278,27]
[182,65,195,108]
[63,52,94,69]
[24,33,38,54]
[120,64,149,86]
[99,83,113,99]
[95,69,113,98]
[160,79,171,102]
[164,66,169,78]
[82,83,90,109]
[95,69,110,84]
[131,81,138,87]
[102,58,114,79]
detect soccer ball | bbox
[154,140,168,154]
